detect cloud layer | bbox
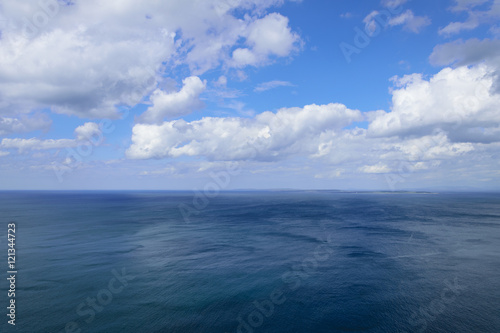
[125,62,500,186]
[127,103,362,160]
[0,0,301,119]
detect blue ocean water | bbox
[0,191,499,333]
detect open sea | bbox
[0,191,499,333]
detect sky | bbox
[0,0,499,190]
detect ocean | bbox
[0,191,499,333]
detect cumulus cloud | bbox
[125,62,500,184]
[0,0,300,118]
[138,76,206,124]
[430,38,500,94]
[391,132,475,159]
[368,65,500,142]
[231,13,301,67]
[127,103,363,160]
[74,122,101,141]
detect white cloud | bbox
[381,0,408,8]
[359,163,391,174]
[231,48,259,67]
[137,76,206,124]
[392,132,475,160]
[126,103,363,160]
[368,64,500,141]
[140,166,177,176]
[449,0,490,11]
[430,38,500,94]
[429,38,500,67]
[439,0,500,35]
[490,25,500,36]
[74,122,101,141]
[254,80,294,92]
[363,8,429,35]
[0,114,51,136]
[215,75,228,87]
[1,137,78,152]
[363,11,381,35]
[0,0,300,118]
[1,122,102,152]
[231,13,301,67]
[247,13,299,56]
[439,20,480,36]
[0,22,167,118]
[388,10,431,33]
[125,63,499,183]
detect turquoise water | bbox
[0,191,499,332]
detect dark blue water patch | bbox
[0,191,499,332]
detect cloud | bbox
[363,11,382,35]
[439,0,500,35]
[439,20,480,36]
[381,0,408,8]
[230,13,302,67]
[137,76,206,124]
[125,62,500,184]
[74,122,101,141]
[430,38,500,94]
[368,64,500,142]
[126,103,363,160]
[0,0,300,118]
[140,166,177,176]
[359,163,391,174]
[429,38,500,67]
[214,76,228,87]
[363,8,430,35]
[388,10,431,33]
[0,122,102,152]
[392,132,475,159]
[449,0,490,11]
[254,80,294,92]
[0,113,51,136]
[1,137,78,152]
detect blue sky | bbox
[0,0,499,190]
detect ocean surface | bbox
[0,191,499,333]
